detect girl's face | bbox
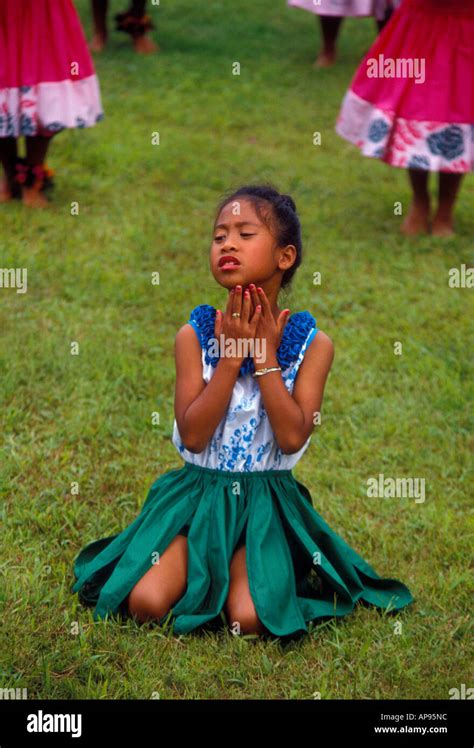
[210,198,295,292]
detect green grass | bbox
[0,0,472,700]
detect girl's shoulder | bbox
[186,304,216,348]
[304,328,334,358]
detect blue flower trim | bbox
[408,155,430,170]
[187,303,318,376]
[427,125,464,161]
[368,118,390,143]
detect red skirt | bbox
[0,0,103,137]
[336,0,474,171]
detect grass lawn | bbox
[0,0,472,699]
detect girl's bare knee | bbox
[125,535,188,623]
[127,586,170,623]
[225,601,264,634]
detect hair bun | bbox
[278,194,296,212]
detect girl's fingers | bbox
[232,284,243,318]
[241,288,252,323]
[250,301,262,334]
[225,288,234,318]
[257,286,272,318]
[214,309,222,337]
[222,290,231,327]
[249,285,260,321]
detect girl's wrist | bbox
[218,354,244,373]
[253,351,278,371]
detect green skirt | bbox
[71,462,414,637]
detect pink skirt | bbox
[336,0,474,172]
[0,0,103,137]
[287,0,399,21]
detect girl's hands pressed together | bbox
[214,285,262,370]
[249,285,290,364]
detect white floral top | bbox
[172,304,318,472]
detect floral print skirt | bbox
[0,0,103,137]
[336,0,474,172]
[287,0,399,21]
[72,462,414,638]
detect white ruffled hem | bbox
[287,0,399,21]
[336,90,474,173]
[0,75,103,137]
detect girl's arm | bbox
[254,330,334,454]
[174,324,242,453]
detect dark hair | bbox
[213,183,303,292]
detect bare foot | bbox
[133,35,158,54]
[90,32,107,53]
[313,51,336,68]
[401,200,430,235]
[22,187,50,208]
[432,215,455,237]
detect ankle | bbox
[16,159,42,186]
[115,11,155,37]
[412,192,430,207]
[433,206,453,223]
[1,164,20,199]
[14,159,54,205]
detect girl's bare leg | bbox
[314,16,343,68]
[0,138,18,202]
[401,168,431,235]
[432,173,464,237]
[90,0,108,52]
[224,545,266,635]
[22,135,52,208]
[126,535,188,623]
[360,12,393,58]
[376,8,393,32]
[129,0,157,54]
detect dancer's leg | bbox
[432,173,464,237]
[90,0,108,52]
[401,168,431,236]
[376,8,393,32]
[0,138,18,202]
[25,135,51,167]
[131,0,146,13]
[130,0,157,54]
[314,16,343,68]
[22,135,53,208]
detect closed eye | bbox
[214,233,256,241]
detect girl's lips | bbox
[219,262,241,271]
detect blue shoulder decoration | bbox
[187,303,317,376]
